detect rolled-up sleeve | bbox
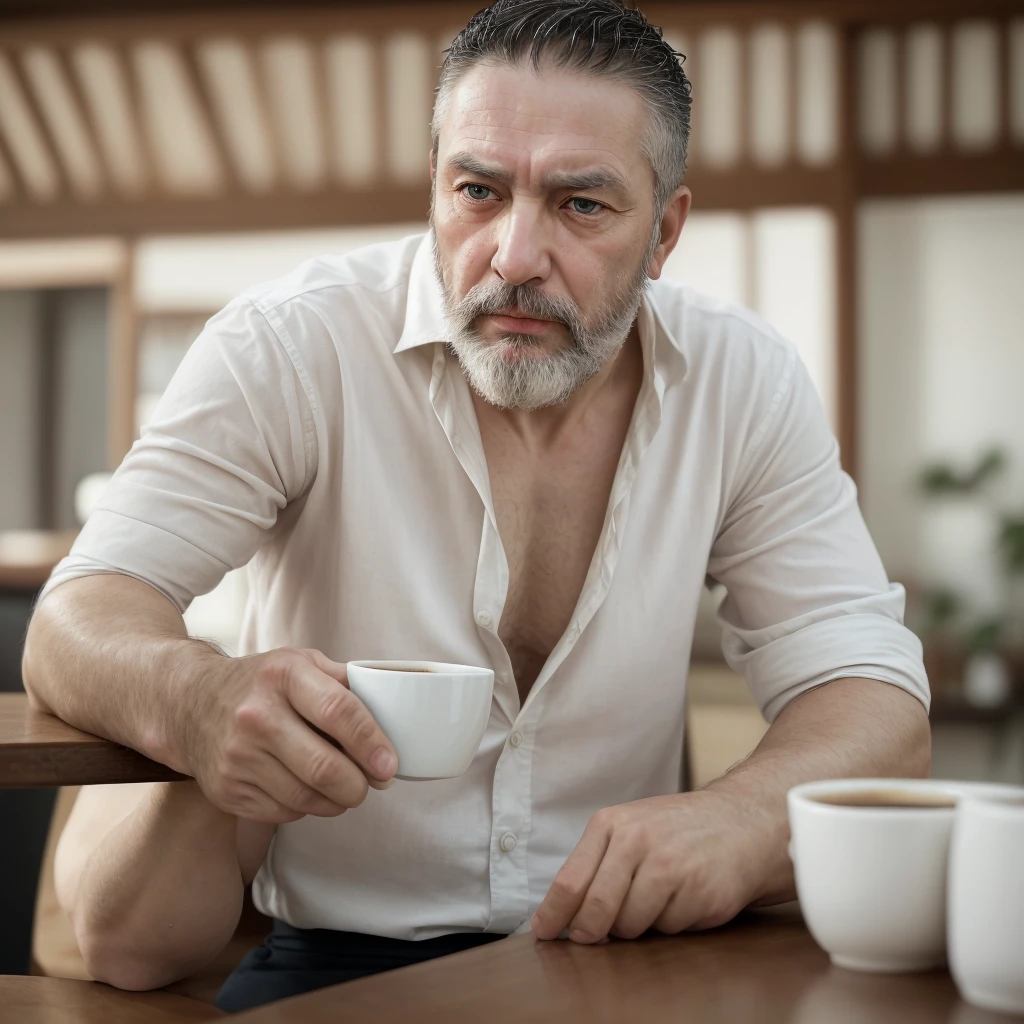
[707,342,929,722]
[39,296,317,613]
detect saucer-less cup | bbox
[346,660,494,780]
[948,794,1024,1015]
[788,778,962,973]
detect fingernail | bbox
[371,747,396,777]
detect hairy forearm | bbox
[68,781,245,990]
[22,574,224,771]
[702,677,932,905]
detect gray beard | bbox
[432,235,656,411]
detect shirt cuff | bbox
[38,508,231,614]
[721,593,930,722]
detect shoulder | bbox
[239,232,423,320]
[648,275,799,394]
[199,232,425,384]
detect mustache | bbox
[453,281,582,328]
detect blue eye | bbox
[463,184,494,201]
[569,197,602,215]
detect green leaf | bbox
[998,515,1024,573]
[967,618,1002,653]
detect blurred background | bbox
[0,0,1021,978]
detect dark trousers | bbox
[215,919,505,1013]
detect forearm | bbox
[702,677,931,905]
[68,781,245,990]
[23,574,224,771]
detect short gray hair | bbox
[431,0,692,219]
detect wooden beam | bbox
[53,45,113,197]
[179,41,235,195]
[311,36,335,191]
[116,40,157,195]
[3,47,66,200]
[0,164,866,238]
[0,110,26,200]
[835,24,859,483]
[858,151,1024,197]
[5,2,1024,37]
[107,241,137,467]
[687,165,847,210]
[938,22,952,153]
[251,38,286,190]
[998,18,1012,152]
[0,185,430,238]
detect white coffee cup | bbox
[346,660,494,780]
[948,794,1024,1015]
[789,778,967,973]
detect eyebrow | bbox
[445,152,630,196]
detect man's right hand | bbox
[181,647,397,823]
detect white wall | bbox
[134,223,427,311]
[663,207,837,432]
[0,290,42,529]
[860,195,1024,608]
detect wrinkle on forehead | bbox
[441,62,649,179]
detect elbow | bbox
[78,928,187,992]
[21,593,58,711]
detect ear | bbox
[646,185,691,281]
[429,148,436,184]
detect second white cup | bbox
[948,794,1024,1015]
[346,660,494,780]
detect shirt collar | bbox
[394,231,449,354]
[393,230,687,379]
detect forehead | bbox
[438,61,651,186]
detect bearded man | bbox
[23,0,929,1013]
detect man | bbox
[23,0,930,1013]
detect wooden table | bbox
[230,907,1017,1023]
[0,976,223,1023]
[0,692,186,788]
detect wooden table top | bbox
[230,907,1015,1024]
[0,975,222,1023]
[0,692,187,789]
[0,529,77,590]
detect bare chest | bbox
[475,405,636,702]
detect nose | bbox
[490,202,551,287]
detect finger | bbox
[223,779,307,825]
[285,663,397,782]
[566,839,636,943]
[267,708,372,809]
[652,889,699,935]
[301,712,393,790]
[531,816,612,940]
[242,748,348,818]
[610,861,678,940]
[654,887,738,933]
[302,649,349,683]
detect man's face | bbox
[431,62,664,410]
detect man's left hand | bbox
[530,791,767,943]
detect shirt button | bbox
[499,831,518,853]
[476,610,492,628]
[509,730,523,749]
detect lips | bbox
[487,312,554,335]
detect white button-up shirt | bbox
[43,231,929,939]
